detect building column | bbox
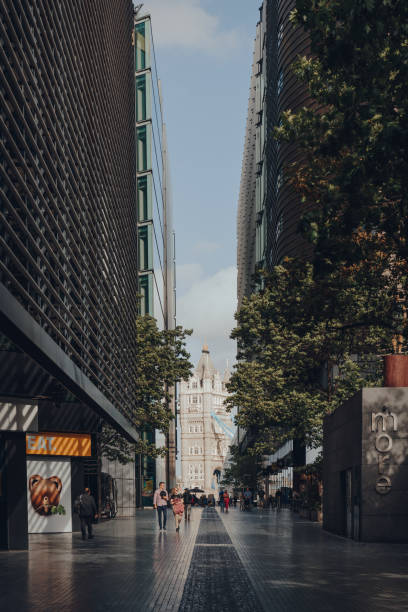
[0,432,28,550]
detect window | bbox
[188,424,203,433]
[135,20,151,70]
[136,125,151,172]
[276,213,283,241]
[189,446,202,455]
[192,395,198,404]
[276,168,283,195]
[277,69,284,95]
[138,225,152,270]
[136,74,147,121]
[192,381,197,389]
[139,274,153,315]
[277,22,284,49]
[137,175,152,222]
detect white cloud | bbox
[177,266,237,370]
[143,0,239,56]
[176,262,204,296]
[193,240,220,254]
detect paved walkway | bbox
[1,507,408,611]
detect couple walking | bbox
[153,482,187,532]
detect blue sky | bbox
[143,0,260,371]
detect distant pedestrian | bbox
[239,492,245,511]
[275,489,282,511]
[223,491,230,513]
[153,481,168,530]
[243,487,252,510]
[219,490,225,512]
[233,494,238,508]
[259,489,265,508]
[170,487,184,532]
[76,487,98,540]
[183,488,192,521]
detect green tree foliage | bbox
[276,1,408,332]
[226,262,389,456]
[221,445,262,489]
[100,315,193,463]
[230,1,408,460]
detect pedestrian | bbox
[75,487,98,541]
[223,490,230,513]
[219,490,225,512]
[153,481,168,531]
[183,487,192,521]
[243,487,252,510]
[170,487,184,532]
[239,492,245,511]
[233,494,238,508]
[259,488,265,508]
[275,489,282,511]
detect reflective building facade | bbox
[0,0,138,548]
[237,0,312,306]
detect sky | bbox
[142,0,260,372]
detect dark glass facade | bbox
[0,0,138,433]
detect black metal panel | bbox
[0,1,138,437]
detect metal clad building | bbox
[237,0,313,307]
[0,0,138,422]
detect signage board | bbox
[27,458,72,533]
[26,432,92,457]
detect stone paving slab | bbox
[1,505,408,611]
[179,507,262,612]
[220,507,408,612]
[0,508,201,612]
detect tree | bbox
[275,0,408,347]
[226,261,389,456]
[100,315,193,463]
[221,445,262,490]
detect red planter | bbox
[384,354,408,387]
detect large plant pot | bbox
[384,354,408,387]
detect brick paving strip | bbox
[178,507,264,612]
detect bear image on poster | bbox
[29,475,63,516]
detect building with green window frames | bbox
[134,10,176,506]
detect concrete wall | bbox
[323,391,362,537]
[360,388,408,542]
[324,388,408,542]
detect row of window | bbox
[189,447,203,455]
[188,463,204,475]
[188,446,228,456]
[188,424,203,433]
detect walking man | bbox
[78,487,98,540]
[183,488,192,521]
[153,481,168,530]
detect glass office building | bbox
[134,12,176,504]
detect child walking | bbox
[170,487,184,532]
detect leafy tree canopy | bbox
[276,0,408,295]
[226,261,390,455]
[100,315,193,463]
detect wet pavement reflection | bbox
[1,506,407,611]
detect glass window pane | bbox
[137,175,152,221]
[135,22,150,70]
[136,74,147,121]
[137,125,151,172]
